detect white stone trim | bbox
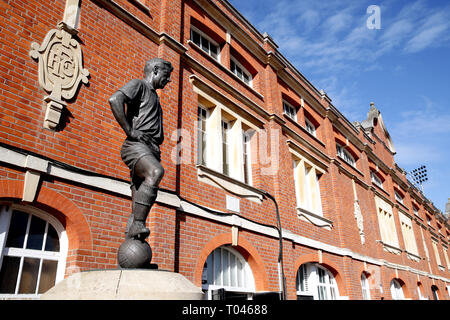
[0,144,449,284]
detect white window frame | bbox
[293,157,324,216]
[390,279,405,300]
[370,171,383,189]
[375,196,400,252]
[361,273,371,300]
[296,263,340,300]
[196,102,256,185]
[242,129,253,186]
[304,117,316,137]
[202,246,255,300]
[221,119,231,176]
[399,212,419,257]
[230,56,252,87]
[190,26,220,61]
[282,100,297,121]
[336,143,356,167]
[0,204,68,299]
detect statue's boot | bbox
[127,182,158,240]
[127,219,150,240]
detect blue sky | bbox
[228,0,450,212]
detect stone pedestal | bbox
[40,269,204,300]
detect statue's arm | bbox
[109,91,133,138]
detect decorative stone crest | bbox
[30,21,89,129]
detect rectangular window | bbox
[336,143,355,167]
[190,27,220,61]
[230,57,252,87]
[196,97,255,185]
[283,100,297,121]
[375,196,399,249]
[305,118,316,137]
[399,213,418,256]
[394,190,404,204]
[370,171,383,188]
[432,240,442,267]
[293,158,323,216]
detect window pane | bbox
[0,256,21,293]
[192,30,201,46]
[330,287,336,300]
[38,260,57,294]
[318,268,325,283]
[26,215,47,250]
[223,250,230,286]
[210,44,218,59]
[18,257,40,294]
[230,254,236,287]
[6,210,29,248]
[44,224,60,252]
[298,265,305,292]
[213,249,222,285]
[201,36,209,53]
[237,259,243,288]
[318,285,327,300]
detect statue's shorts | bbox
[120,138,161,187]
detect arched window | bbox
[431,285,439,300]
[0,205,67,299]
[296,263,339,300]
[390,279,405,300]
[417,282,427,300]
[361,272,371,300]
[202,246,255,300]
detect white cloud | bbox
[404,12,450,53]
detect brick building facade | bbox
[0,0,449,300]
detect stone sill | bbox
[196,164,264,204]
[377,240,402,255]
[127,0,151,15]
[405,251,422,262]
[297,207,333,230]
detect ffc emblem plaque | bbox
[30,21,89,130]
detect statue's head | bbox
[144,58,173,90]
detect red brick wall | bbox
[0,0,448,300]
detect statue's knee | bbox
[152,166,164,181]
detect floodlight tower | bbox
[408,165,428,192]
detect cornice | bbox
[278,69,327,118]
[333,159,370,190]
[192,0,268,64]
[332,121,365,152]
[92,0,187,55]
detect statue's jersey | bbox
[118,79,164,145]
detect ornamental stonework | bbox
[30,21,89,130]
